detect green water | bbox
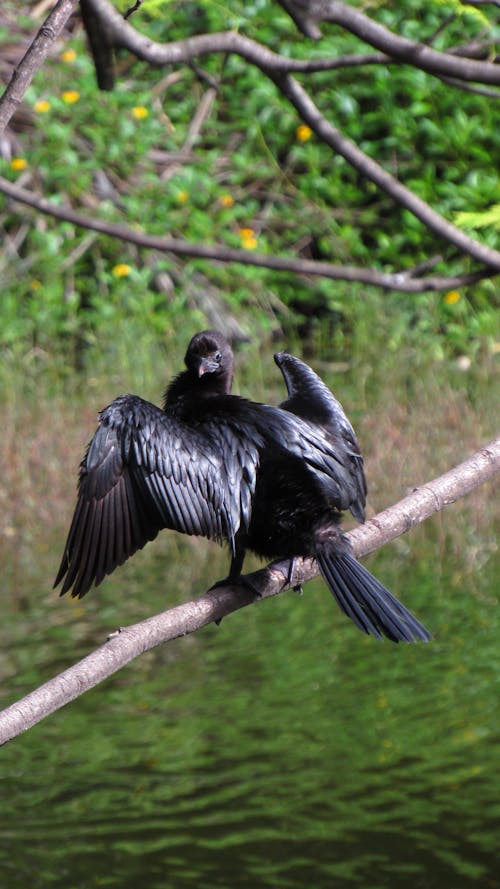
[0,540,498,889]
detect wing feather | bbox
[55,385,367,600]
[273,353,367,520]
[54,394,253,598]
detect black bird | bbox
[54,331,430,642]
[238,352,432,642]
[54,331,353,599]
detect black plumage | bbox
[55,332,352,598]
[237,352,431,642]
[54,331,431,643]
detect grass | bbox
[0,337,497,617]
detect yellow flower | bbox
[296,124,312,142]
[112,264,132,278]
[10,158,28,171]
[131,106,149,120]
[444,290,461,305]
[61,90,80,104]
[30,279,42,290]
[176,190,189,204]
[219,194,234,208]
[239,227,258,250]
[61,49,77,63]
[34,99,51,113]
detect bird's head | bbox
[185,330,234,393]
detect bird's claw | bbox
[210,573,263,627]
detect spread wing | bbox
[194,396,364,518]
[54,395,259,598]
[274,352,367,521]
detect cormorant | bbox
[54,330,431,642]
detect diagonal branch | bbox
[272,73,500,270]
[0,436,498,746]
[0,0,79,135]
[0,174,493,292]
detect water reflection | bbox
[1,549,498,888]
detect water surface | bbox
[1,542,498,888]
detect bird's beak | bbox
[198,357,219,377]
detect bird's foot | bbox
[209,574,264,626]
[209,574,263,597]
[268,557,303,593]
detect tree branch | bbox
[0,437,498,747]
[272,73,500,270]
[2,1,500,286]
[277,0,500,86]
[80,0,500,85]
[0,174,492,293]
[80,0,115,90]
[0,0,79,136]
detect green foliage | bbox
[434,0,491,29]
[1,0,499,366]
[456,203,500,231]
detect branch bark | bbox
[0,436,498,747]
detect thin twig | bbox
[0,174,494,293]
[435,76,500,99]
[124,0,144,20]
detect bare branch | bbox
[80,0,115,90]
[437,76,500,99]
[0,174,493,292]
[0,0,79,136]
[81,0,500,84]
[0,437,498,746]
[276,0,500,85]
[124,0,145,20]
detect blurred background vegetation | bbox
[1,0,499,374]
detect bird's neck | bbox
[163,369,231,410]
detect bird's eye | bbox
[215,351,222,361]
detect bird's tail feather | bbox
[316,548,432,643]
